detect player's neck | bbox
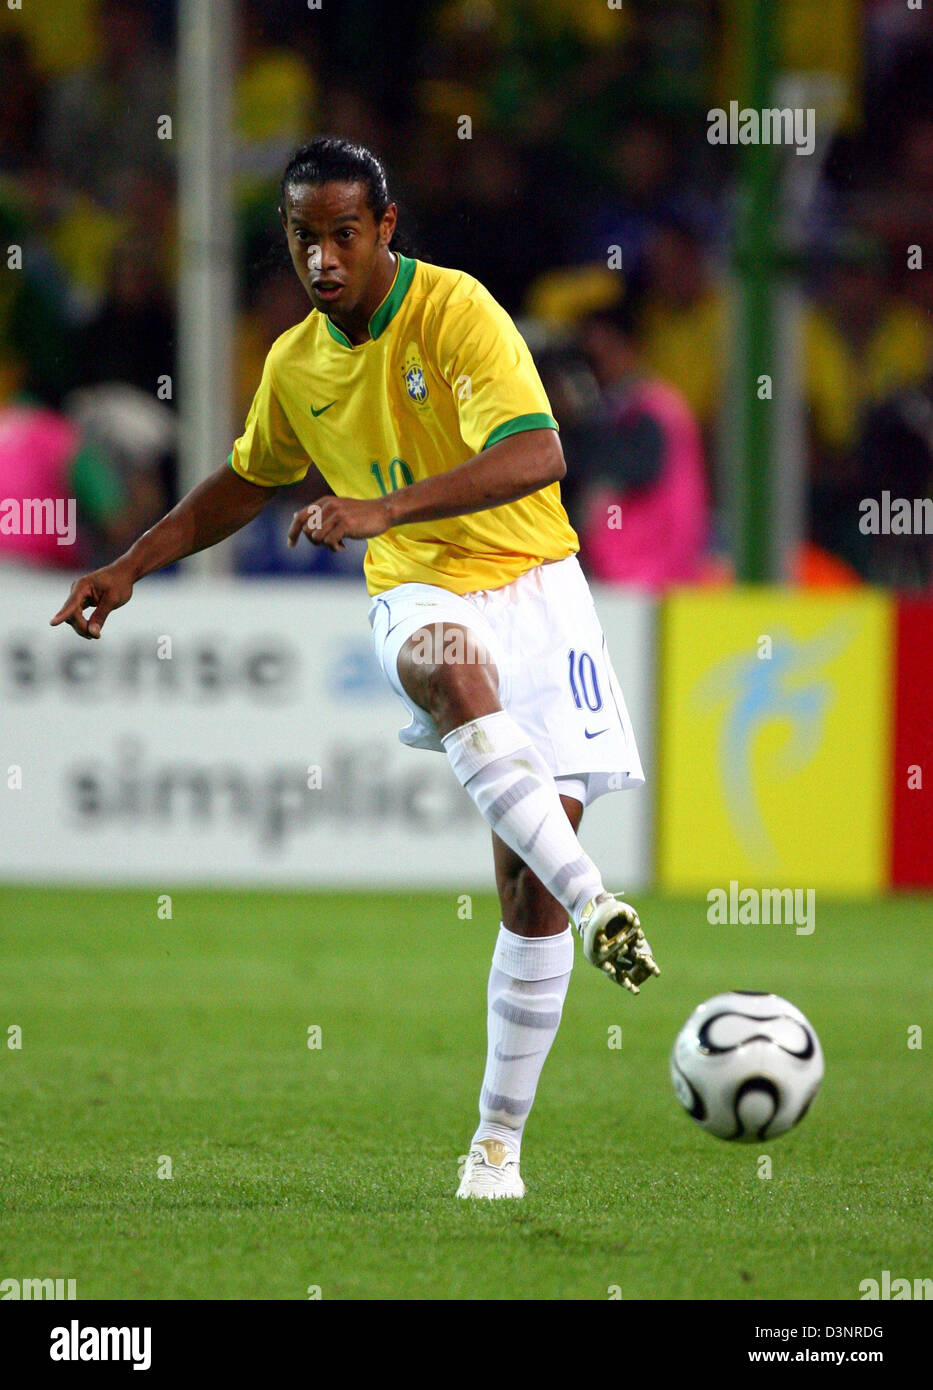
[328,249,398,346]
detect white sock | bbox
[442,711,604,926]
[473,925,574,1158]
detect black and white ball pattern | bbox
[670,991,823,1141]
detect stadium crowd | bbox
[2,0,932,588]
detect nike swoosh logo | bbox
[585,728,609,739]
[518,813,547,855]
[310,401,336,417]
[494,1047,543,1062]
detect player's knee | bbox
[433,663,500,731]
[425,652,493,699]
[400,625,499,724]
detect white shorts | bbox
[368,554,644,806]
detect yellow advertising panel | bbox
[659,590,893,894]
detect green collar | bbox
[324,253,416,348]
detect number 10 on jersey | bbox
[370,458,414,494]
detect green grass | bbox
[0,887,929,1300]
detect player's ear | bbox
[380,201,398,247]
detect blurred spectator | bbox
[571,122,717,276]
[856,373,933,591]
[319,87,384,153]
[804,232,932,566]
[235,261,308,427]
[418,0,638,225]
[856,119,933,269]
[0,398,124,569]
[308,0,423,124]
[638,217,726,447]
[0,33,44,173]
[863,2,933,165]
[863,0,920,90]
[29,167,177,321]
[235,7,318,209]
[0,201,73,407]
[524,263,624,331]
[63,384,174,563]
[122,168,177,295]
[567,296,708,590]
[46,192,128,318]
[41,0,172,206]
[0,0,101,80]
[403,133,538,312]
[73,241,175,396]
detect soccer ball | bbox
[670,991,823,1142]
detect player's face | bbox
[281,181,396,318]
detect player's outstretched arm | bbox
[289,429,565,551]
[51,463,279,639]
[383,428,566,526]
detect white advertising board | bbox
[0,571,653,888]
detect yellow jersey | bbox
[229,253,578,594]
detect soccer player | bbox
[51,138,660,1200]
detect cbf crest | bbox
[402,341,430,410]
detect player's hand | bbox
[50,560,135,639]
[287,496,391,552]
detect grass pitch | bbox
[0,887,929,1300]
